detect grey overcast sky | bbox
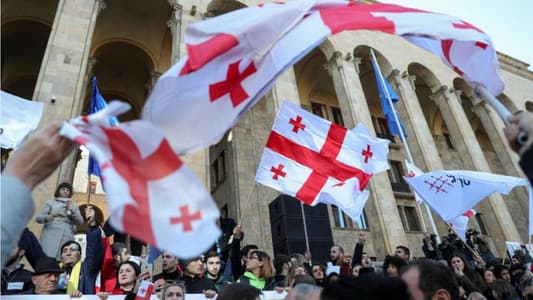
[384,0,533,70]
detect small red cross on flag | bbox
[289,115,306,133]
[270,163,287,180]
[135,280,154,300]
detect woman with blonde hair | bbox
[161,281,186,300]
[238,250,278,290]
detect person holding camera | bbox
[422,233,443,261]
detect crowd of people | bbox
[1,107,532,300]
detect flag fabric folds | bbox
[143,0,504,155]
[0,91,43,149]
[60,101,221,258]
[371,54,406,137]
[405,160,425,204]
[88,77,119,178]
[405,170,527,221]
[255,101,389,220]
[448,209,476,241]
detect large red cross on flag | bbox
[255,101,390,220]
[60,102,221,259]
[143,0,504,156]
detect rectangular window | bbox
[387,161,410,193]
[210,151,226,191]
[443,133,455,150]
[331,107,344,126]
[332,205,354,229]
[372,116,394,141]
[355,209,369,230]
[397,205,422,232]
[311,102,325,118]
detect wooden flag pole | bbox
[299,201,311,257]
[86,175,92,205]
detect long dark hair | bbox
[116,261,141,289]
[54,182,73,198]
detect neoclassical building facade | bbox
[3,0,532,259]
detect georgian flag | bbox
[143,0,504,155]
[60,102,221,259]
[255,101,389,220]
[404,170,527,221]
[135,280,154,300]
[448,209,476,241]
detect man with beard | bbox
[328,244,350,277]
[180,256,216,298]
[204,251,229,292]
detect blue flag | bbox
[371,58,407,137]
[87,77,118,177]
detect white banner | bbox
[0,91,43,149]
[2,290,287,300]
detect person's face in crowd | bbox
[186,258,204,276]
[330,246,342,261]
[206,256,221,276]
[387,264,399,278]
[246,252,264,272]
[312,265,324,280]
[395,247,409,262]
[115,248,131,266]
[450,256,465,272]
[295,266,306,275]
[162,252,178,273]
[512,256,520,265]
[361,253,372,267]
[484,269,496,285]
[61,243,81,265]
[163,285,185,300]
[32,272,59,294]
[500,269,511,282]
[242,248,257,265]
[352,265,361,277]
[118,264,137,287]
[59,187,71,198]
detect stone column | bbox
[471,99,529,241]
[325,51,408,256]
[167,1,183,64]
[30,0,104,234]
[430,86,521,248]
[389,70,448,234]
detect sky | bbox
[385,0,533,70]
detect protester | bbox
[217,283,262,300]
[111,261,140,295]
[401,259,461,300]
[321,273,410,300]
[35,182,84,260]
[449,255,486,296]
[56,206,104,295]
[204,251,229,292]
[232,244,258,281]
[490,279,520,300]
[395,245,411,263]
[311,264,326,287]
[180,256,216,297]
[422,233,443,261]
[272,254,290,288]
[383,255,407,278]
[99,241,131,292]
[238,250,278,290]
[160,281,186,300]
[30,256,63,295]
[153,251,182,293]
[468,292,488,300]
[2,245,33,294]
[328,244,350,277]
[1,122,76,265]
[285,263,308,287]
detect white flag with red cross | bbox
[59,102,221,259]
[404,170,527,221]
[255,101,389,220]
[144,0,504,155]
[135,280,154,300]
[448,209,476,241]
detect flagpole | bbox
[474,85,511,123]
[86,175,92,205]
[370,49,440,241]
[299,202,311,255]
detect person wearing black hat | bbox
[30,256,63,295]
